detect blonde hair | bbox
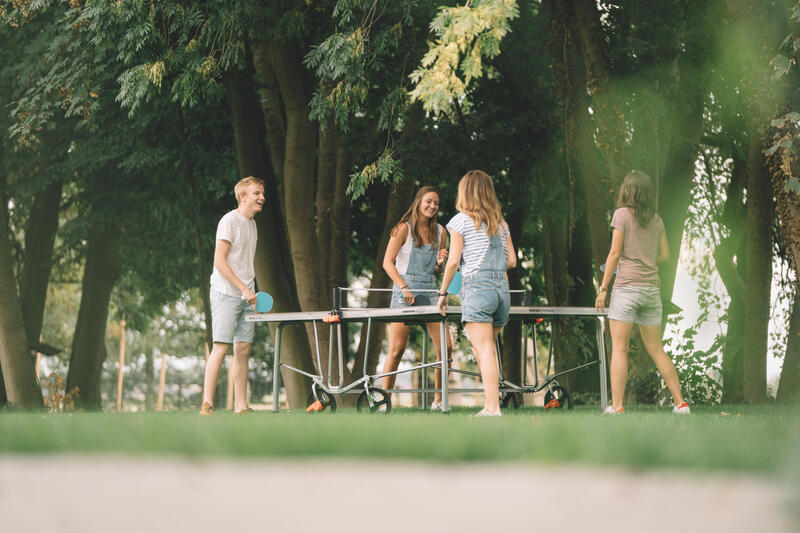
[617,170,655,226]
[392,186,440,248]
[455,170,506,236]
[234,176,265,204]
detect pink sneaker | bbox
[603,405,625,415]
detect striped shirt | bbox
[446,212,509,276]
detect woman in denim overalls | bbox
[383,186,452,409]
[438,171,517,417]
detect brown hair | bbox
[392,186,440,248]
[617,170,656,226]
[234,176,265,204]
[455,170,506,236]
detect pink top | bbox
[611,207,664,287]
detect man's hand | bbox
[241,287,257,306]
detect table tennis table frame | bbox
[246,291,609,413]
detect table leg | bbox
[272,325,282,412]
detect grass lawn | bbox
[1,405,798,475]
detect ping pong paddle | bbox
[599,263,618,275]
[447,271,462,295]
[255,291,273,313]
[412,294,431,306]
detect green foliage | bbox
[346,149,405,199]
[408,0,519,114]
[766,1,800,193]
[306,1,418,134]
[766,110,800,193]
[664,310,723,405]
[80,0,250,113]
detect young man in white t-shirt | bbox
[200,176,265,415]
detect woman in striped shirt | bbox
[438,170,517,417]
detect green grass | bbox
[1,405,798,474]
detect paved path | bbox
[1,456,796,532]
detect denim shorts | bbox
[390,275,437,308]
[460,273,510,326]
[210,288,255,344]
[607,285,662,326]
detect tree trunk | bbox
[351,179,417,380]
[251,42,287,184]
[501,207,524,387]
[562,192,602,397]
[66,224,121,410]
[176,107,214,352]
[20,179,62,345]
[721,294,746,403]
[548,0,612,279]
[544,2,607,399]
[316,115,337,288]
[715,158,747,402]
[658,72,706,304]
[742,136,773,403]
[269,42,327,312]
[0,180,42,409]
[144,349,154,411]
[224,63,315,409]
[776,295,800,403]
[329,141,352,290]
[572,0,629,190]
[350,101,424,381]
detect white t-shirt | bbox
[209,210,258,297]
[395,223,444,275]
[446,212,509,276]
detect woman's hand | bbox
[438,294,448,315]
[436,248,448,266]
[595,289,607,312]
[402,288,415,305]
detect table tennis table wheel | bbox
[543,385,573,410]
[307,384,337,413]
[356,387,392,414]
[500,391,522,409]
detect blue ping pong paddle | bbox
[447,271,462,295]
[599,263,618,275]
[255,291,273,313]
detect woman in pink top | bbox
[595,171,689,415]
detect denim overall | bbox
[461,231,510,326]
[391,223,438,308]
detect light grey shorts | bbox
[210,288,255,344]
[460,273,510,327]
[607,285,662,326]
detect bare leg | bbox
[382,323,410,397]
[202,342,230,406]
[465,322,501,413]
[232,342,251,412]
[609,320,634,410]
[426,321,453,405]
[639,324,686,405]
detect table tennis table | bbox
[246,303,608,413]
